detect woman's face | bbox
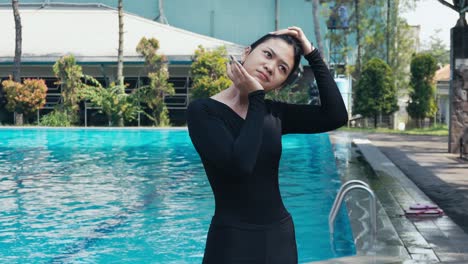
[242,38,295,92]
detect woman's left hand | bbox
[270,26,314,55]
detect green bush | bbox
[40,111,72,127]
[353,58,398,128]
[136,37,174,126]
[407,53,438,127]
[190,45,231,100]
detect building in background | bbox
[0,3,243,125]
[0,1,405,126]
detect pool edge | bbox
[312,132,468,264]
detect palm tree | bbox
[156,0,169,24]
[12,0,23,125]
[116,0,124,126]
[117,0,124,87]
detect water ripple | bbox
[0,129,354,263]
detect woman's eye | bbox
[279,65,287,73]
[264,51,272,58]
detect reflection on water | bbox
[0,129,354,263]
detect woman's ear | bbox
[241,46,252,64]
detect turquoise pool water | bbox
[0,128,355,263]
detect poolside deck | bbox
[317,132,468,264]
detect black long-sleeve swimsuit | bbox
[187,49,348,264]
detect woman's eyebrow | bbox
[267,47,290,70]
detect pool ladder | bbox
[328,180,377,247]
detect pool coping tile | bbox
[315,134,468,264]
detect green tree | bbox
[53,55,138,126]
[79,82,140,126]
[311,0,325,54]
[190,45,231,100]
[407,53,438,127]
[2,78,48,124]
[353,58,398,128]
[325,0,417,90]
[326,0,389,75]
[389,17,417,91]
[423,29,450,66]
[265,73,310,104]
[135,37,174,126]
[53,55,84,123]
[358,0,416,69]
[265,83,310,104]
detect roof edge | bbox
[0,2,245,50]
[0,55,193,65]
[0,2,114,10]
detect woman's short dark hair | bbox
[249,34,303,86]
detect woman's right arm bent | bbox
[187,90,266,177]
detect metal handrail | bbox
[329,180,376,246]
[329,180,370,220]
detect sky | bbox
[401,0,466,49]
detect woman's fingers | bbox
[270,26,302,37]
[229,59,247,87]
[232,60,249,78]
[271,26,313,54]
[227,57,264,92]
[230,60,243,80]
[226,62,234,81]
[287,26,308,42]
[287,26,303,35]
[269,28,298,37]
[289,27,312,53]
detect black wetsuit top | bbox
[187,49,348,225]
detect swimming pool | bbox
[0,128,355,263]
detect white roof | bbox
[0,3,244,64]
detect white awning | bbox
[0,3,244,64]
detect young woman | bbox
[187,26,348,264]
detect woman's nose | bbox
[263,64,273,75]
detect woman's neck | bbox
[223,85,249,107]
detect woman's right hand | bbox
[226,57,264,94]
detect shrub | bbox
[40,110,72,127]
[2,77,48,125]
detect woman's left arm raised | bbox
[270,27,348,134]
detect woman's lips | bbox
[257,71,269,82]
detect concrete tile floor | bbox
[315,133,468,264]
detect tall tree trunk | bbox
[274,0,279,30]
[12,0,23,125]
[117,0,124,126]
[386,0,390,64]
[157,0,168,24]
[312,0,324,53]
[355,0,361,76]
[117,0,124,87]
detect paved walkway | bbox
[365,133,468,234]
[320,132,468,263]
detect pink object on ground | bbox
[409,203,439,210]
[404,208,444,217]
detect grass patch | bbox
[338,124,448,136]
